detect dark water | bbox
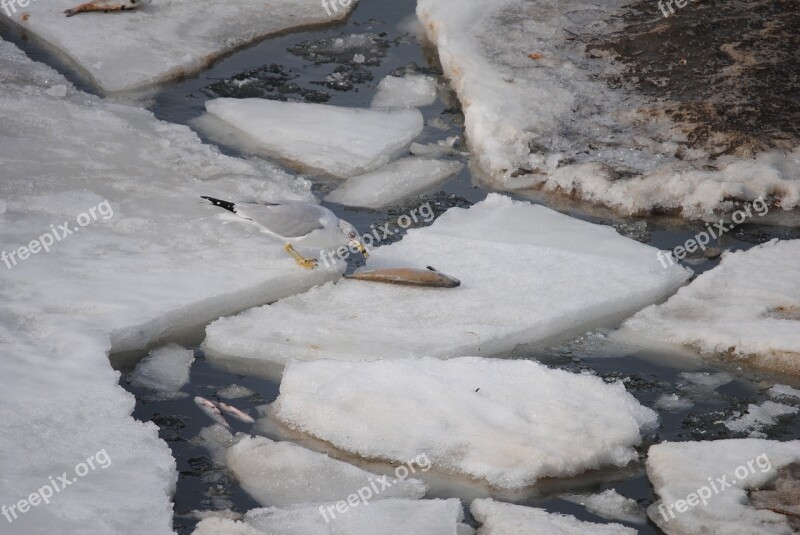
[4,0,799,532]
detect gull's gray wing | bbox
[235,202,328,238]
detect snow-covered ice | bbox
[324,157,463,209]
[0,38,339,534]
[128,344,195,399]
[204,194,690,369]
[272,357,658,488]
[470,499,637,534]
[371,74,438,108]
[0,0,353,94]
[203,99,424,178]
[654,393,695,412]
[624,240,800,374]
[769,384,800,401]
[646,439,800,534]
[193,498,472,535]
[561,489,647,525]
[225,435,427,507]
[416,0,800,216]
[723,401,798,437]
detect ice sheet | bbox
[723,401,798,437]
[128,344,195,399]
[0,0,353,94]
[623,240,800,374]
[646,439,800,534]
[225,435,427,507]
[0,38,339,534]
[204,194,690,369]
[324,157,463,209]
[415,0,800,216]
[371,74,438,108]
[204,99,424,178]
[561,489,647,525]
[470,499,636,534]
[272,357,657,488]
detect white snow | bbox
[193,518,262,535]
[371,74,438,108]
[561,490,647,525]
[623,240,800,374]
[646,439,800,535]
[416,0,800,216]
[768,384,800,401]
[0,0,353,94]
[324,157,463,209]
[243,498,472,535]
[225,435,428,507]
[654,393,695,412]
[203,194,690,369]
[128,344,195,399]
[470,499,637,535]
[0,38,339,534]
[203,99,424,178]
[723,401,798,436]
[272,357,657,488]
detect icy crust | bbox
[470,499,637,535]
[204,99,424,178]
[225,435,428,507]
[273,357,658,489]
[204,194,690,367]
[371,74,438,108]
[561,489,646,525]
[415,0,800,216]
[0,0,353,94]
[0,39,339,534]
[646,439,800,535]
[623,240,800,375]
[194,498,472,535]
[324,157,463,209]
[129,344,195,399]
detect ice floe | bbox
[646,439,800,534]
[203,99,424,178]
[371,74,438,108]
[723,401,798,437]
[204,194,690,369]
[0,0,353,94]
[128,344,195,399]
[561,489,647,525]
[216,384,256,400]
[623,240,800,374]
[224,434,427,507]
[654,393,695,412]
[0,38,338,534]
[324,157,463,209]
[416,0,800,216]
[470,498,637,534]
[769,384,800,401]
[272,357,657,488]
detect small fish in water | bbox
[64,0,151,17]
[194,396,230,429]
[345,266,460,288]
[216,401,255,425]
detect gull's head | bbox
[337,219,369,257]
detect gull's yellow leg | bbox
[284,243,318,269]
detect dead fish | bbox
[345,266,460,288]
[194,396,230,429]
[64,0,151,17]
[216,401,255,425]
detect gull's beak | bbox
[350,239,369,258]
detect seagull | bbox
[201,196,368,269]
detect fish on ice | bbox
[194,396,230,429]
[345,266,461,288]
[64,0,151,17]
[215,401,255,424]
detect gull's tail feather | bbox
[201,196,236,213]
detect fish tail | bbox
[201,196,237,214]
[64,8,77,16]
